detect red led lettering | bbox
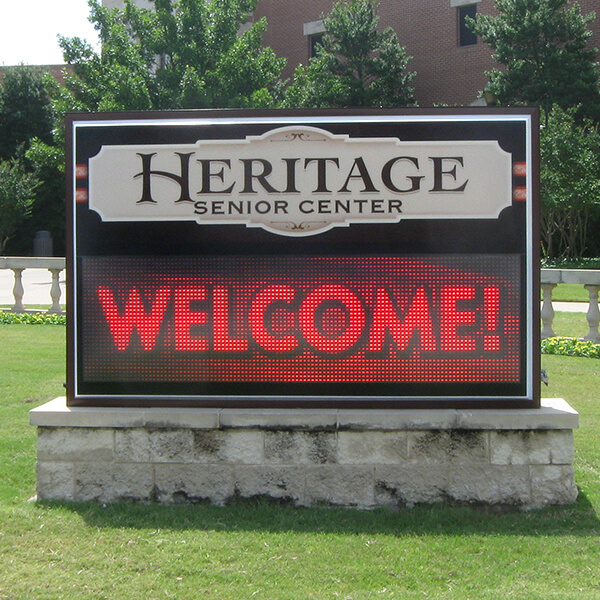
[367,287,437,353]
[88,256,521,388]
[440,285,476,352]
[96,270,510,365]
[249,285,299,352]
[174,288,209,351]
[212,286,249,352]
[299,285,365,353]
[483,285,501,351]
[98,287,170,351]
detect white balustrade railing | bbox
[1,259,599,341]
[541,269,600,343]
[0,257,65,315]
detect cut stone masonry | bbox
[31,397,578,509]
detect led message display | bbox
[67,109,539,408]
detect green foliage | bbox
[8,141,67,256]
[0,312,66,325]
[542,257,600,269]
[541,336,600,358]
[0,65,54,161]
[469,0,600,119]
[540,106,600,259]
[56,0,285,112]
[284,0,416,108]
[0,159,39,254]
[0,67,63,256]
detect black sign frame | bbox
[66,108,540,409]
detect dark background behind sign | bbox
[68,109,538,408]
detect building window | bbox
[304,20,326,59]
[458,4,478,46]
[310,33,325,58]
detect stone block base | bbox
[30,398,579,509]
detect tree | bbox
[0,159,39,254]
[0,65,54,160]
[540,106,600,259]
[284,0,416,108]
[0,66,62,256]
[469,0,600,120]
[57,0,285,112]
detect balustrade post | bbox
[10,268,25,313]
[583,284,600,343]
[47,269,64,314]
[540,283,557,339]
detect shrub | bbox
[541,336,600,359]
[0,312,66,325]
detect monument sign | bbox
[67,109,539,408]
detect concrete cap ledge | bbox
[0,256,66,269]
[29,397,221,429]
[541,268,600,285]
[30,397,578,431]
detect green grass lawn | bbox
[549,310,592,339]
[1,323,599,600]
[549,283,592,303]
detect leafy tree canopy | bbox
[469,0,600,120]
[284,0,416,108]
[540,105,600,259]
[0,159,39,253]
[0,65,53,161]
[0,66,63,256]
[57,0,285,112]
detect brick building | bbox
[254,0,600,106]
[100,0,600,106]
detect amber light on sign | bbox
[80,255,522,386]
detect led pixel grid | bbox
[80,255,522,386]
